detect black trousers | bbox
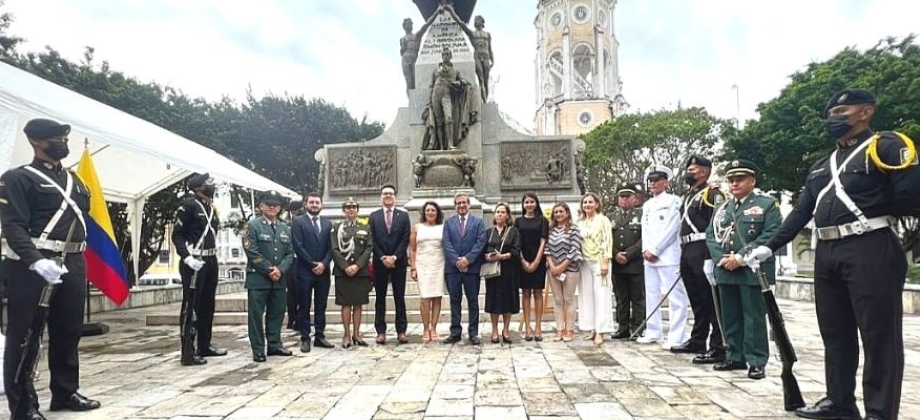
[814,229,905,420]
[297,272,330,339]
[285,265,299,329]
[373,264,407,335]
[2,254,85,416]
[179,255,219,351]
[680,242,724,352]
[612,271,645,334]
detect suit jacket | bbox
[442,214,487,274]
[610,206,644,274]
[291,213,333,278]
[369,207,411,268]
[705,193,783,286]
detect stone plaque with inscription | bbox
[500,141,572,190]
[327,146,397,193]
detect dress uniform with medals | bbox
[609,183,646,339]
[0,119,100,419]
[243,191,294,362]
[331,198,374,348]
[749,89,920,420]
[171,172,225,365]
[705,160,781,380]
[638,166,690,349]
[674,155,728,363]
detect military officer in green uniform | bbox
[705,160,782,380]
[331,197,375,348]
[243,190,295,362]
[609,183,646,339]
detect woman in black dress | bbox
[484,202,521,343]
[514,192,548,341]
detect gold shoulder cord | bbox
[866,131,916,172]
[701,186,727,208]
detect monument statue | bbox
[445,6,493,102]
[413,0,477,23]
[400,12,439,96]
[412,153,433,187]
[452,155,478,187]
[424,46,476,151]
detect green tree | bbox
[582,107,731,207]
[231,93,384,194]
[722,36,920,193]
[0,0,22,57]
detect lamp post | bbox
[731,84,741,129]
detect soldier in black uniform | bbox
[748,89,920,420]
[671,156,727,365]
[609,183,645,339]
[172,173,227,366]
[0,119,101,419]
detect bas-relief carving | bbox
[414,150,477,188]
[500,141,573,190]
[327,146,396,192]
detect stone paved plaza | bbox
[21,298,920,420]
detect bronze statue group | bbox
[2,88,918,419]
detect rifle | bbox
[753,266,805,411]
[731,213,805,411]
[179,262,200,365]
[13,220,75,418]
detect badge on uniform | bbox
[901,147,919,166]
[743,206,764,216]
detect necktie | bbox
[460,216,466,236]
[386,208,393,233]
[312,216,320,232]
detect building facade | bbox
[534,0,628,136]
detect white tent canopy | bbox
[0,61,296,283]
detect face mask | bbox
[825,115,853,139]
[682,173,696,186]
[44,140,70,160]
[202,185,216,198]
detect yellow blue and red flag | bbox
[76,148,130,305]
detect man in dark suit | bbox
[369,184,412,344]
[442,192,487,345]
[284,200,305,331]
[291,193,335,352]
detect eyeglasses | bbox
[344,205,358,209]
[263,203,281,208]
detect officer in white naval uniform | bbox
[637,165,690,350]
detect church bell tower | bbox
[534,0,627,136]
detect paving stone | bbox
[36,298,920,420]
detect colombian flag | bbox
[76,148,130,305]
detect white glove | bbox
[29,259,66,285]
[703,259,716,286]
[744,245,772,270]
[184,256,205,271]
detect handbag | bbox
[481,228,508,280]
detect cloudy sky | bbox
[3,0,916,131]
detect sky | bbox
[3,0,917,131]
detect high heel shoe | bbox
[342,336,352,349]
[491,333,500,344]
[422,329,431,343]
[352,336,368,347]
[502,330,512,344]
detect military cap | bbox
[287,199,303,212]
[685,155,712,169]
[187,173,210,189]
[646,164,673,181]
[725,159,759,178]
[258,190,283,206]
[616,183,642,196]
[342,197,359,209]
[23,118,70,140]
[823,89,876,117]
